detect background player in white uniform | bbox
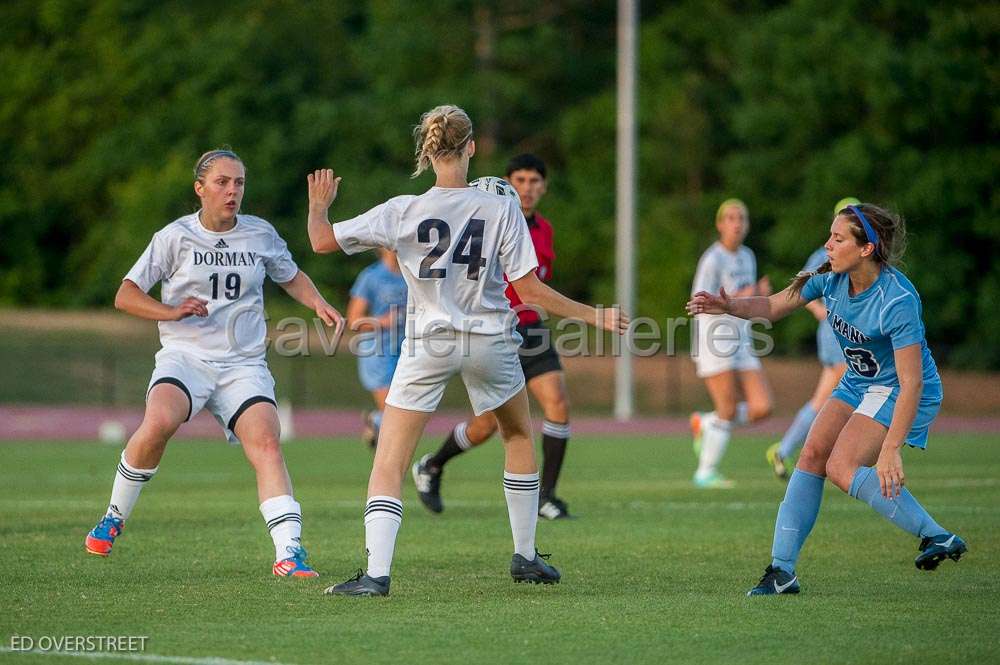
[689,199,773,488]
[84,149,343,578]
[306,105,627,597]
[766,197,856,479]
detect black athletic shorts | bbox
[516,321,563,381]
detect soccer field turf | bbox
[2,434,998,664]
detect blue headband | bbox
[848,205,878,247]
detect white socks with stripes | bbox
[107,450,158,521]
[259,495,303,561]
[365,496,403,579]
[454,421,474,450]
[503,472,539,559]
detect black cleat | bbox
[511,551,561,584]
[324,569,390,597]
[915,533,967,571]
[538,496,571,520]
[412,454,443,513]
[747,565,800,596]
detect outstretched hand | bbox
[307,169,341,211]
[600,306,630,335]
[686,288,731,315]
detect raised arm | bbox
[686,284,809,322]
[510,271,628,334]
[277,270,344,329]
[307,169,343,254]
[114,279,207,321]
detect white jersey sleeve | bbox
[263,227,299,283]
[691,247,720,295]
[332,200,399,255]
[124,231,175,292]
[499,200,538,281]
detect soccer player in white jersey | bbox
[688,203,966,596]
[84,149,344,578]
[306,105,628,597]
[766,197,857,479]
[689,199,773,488]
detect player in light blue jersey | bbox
[766,198,856,479]
[347,249,408,449]
[688,202,966,596]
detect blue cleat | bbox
[747,565,800,596]
[273,545,319,578]
[85,515,124,556]
[915,533,967,571]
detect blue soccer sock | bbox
[771,469,825,574]
[778,402,817,459]
[848,466,949,539]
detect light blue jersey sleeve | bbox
[882,294,924,350]
[800,272,828,303]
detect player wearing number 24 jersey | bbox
[308,105,627,597]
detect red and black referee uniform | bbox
[505,211,570,502]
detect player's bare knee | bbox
[140,410,182,441]
[466,419,497,445]
[543,394,570,423]
[796,443,828,476]
[714,402,737,421]
[747,399,772,422]
[824,457,853,493]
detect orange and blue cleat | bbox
[85,515,124,556]
[273,545,319,578]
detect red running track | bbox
[1,405,997,441]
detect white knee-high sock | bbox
[696,415,732,477]
[503,472,539,559]
[260,494,303,561]
[107,451,158,520]
[365,496,402,579]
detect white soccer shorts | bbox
[146,349,277,443]
[692,315,763,378]
[386,332,525,416]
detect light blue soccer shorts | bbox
[831,378,943,449]
[816,320,845,367]
[356,337,402,392]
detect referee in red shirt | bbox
[412,154,573,520]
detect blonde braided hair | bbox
[412,105,473,177]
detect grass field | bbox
[2,433,999,664]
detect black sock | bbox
[540,421,571,499]
[427,430,465,472]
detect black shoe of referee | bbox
[411,454,443,514]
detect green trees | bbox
[1,1,996,365]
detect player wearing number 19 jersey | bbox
[84,149,343,578]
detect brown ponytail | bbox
[787,203,906,298]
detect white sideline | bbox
[0,647,296,665]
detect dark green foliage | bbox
[1,1,996,365]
